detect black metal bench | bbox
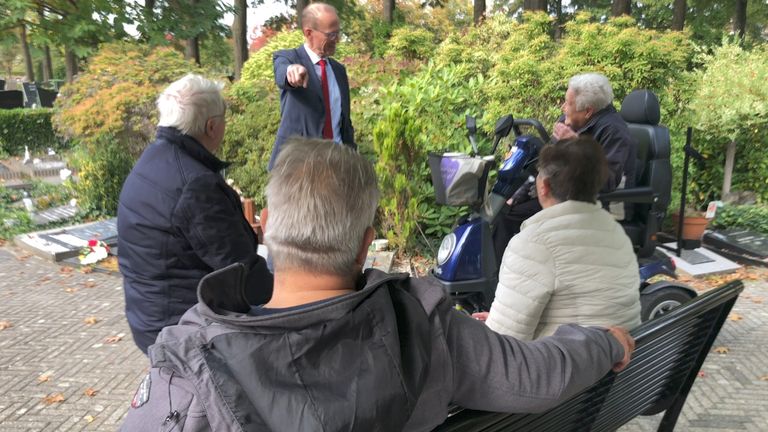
[435,280,744,432]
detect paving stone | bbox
[1,245,767,431]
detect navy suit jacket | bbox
[270,45,356,169]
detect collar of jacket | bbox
[194,256,411,329]
[156,126,230,172]
[578,104,618,134]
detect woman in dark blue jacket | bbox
[117,74,272,354]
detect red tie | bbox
[318,59,333,140]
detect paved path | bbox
[0,245,766,431]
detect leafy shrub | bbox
[69,137,134,217]
[386,27,436,60]
[0,108,64,156]
[711,204,768,234]
[219,80,281,208]
[53,41,204,157]
[685,42,768,206]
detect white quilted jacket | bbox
[486,200,641,340]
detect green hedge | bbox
[0,108,63,156]
[711,204,768,234]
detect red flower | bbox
[88,239,98,247]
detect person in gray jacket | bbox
[121,138,635,432]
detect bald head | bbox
[302,2,338,30]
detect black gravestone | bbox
[0,90,24,109]
[704,228,768,263]
[22,82,41,108]
[0,79,5,90]
[38,87,57,107]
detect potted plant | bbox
[671,207,711,241]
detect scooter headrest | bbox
[620,89,661,126]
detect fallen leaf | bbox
[752,298,764,304]
[728,313,743,321]
[42,393,65,404]
[713,346,729,354]
[83,280,96,289]
[104,334,123,344]
[39,276,51,283]
[84,388,97,397]
[64,288,77,294]
[80,267,94,274]
[83,316,99,325]
[84,415,95,423]
[37,374,52,383]
[0,321,12,330]
[59,267,73,274]
[760,375,768,381]
[17,254,31,261]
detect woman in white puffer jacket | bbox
[484,137,641,341]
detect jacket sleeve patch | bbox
[131,372,152,409]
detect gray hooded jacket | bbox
[121,262,625,432]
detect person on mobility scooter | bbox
[492,73,637,266]
[430,89,697,322]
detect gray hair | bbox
[568,73,614,112]
[156,74,225,138]
[302,2,338,30]
[265,139,379,276]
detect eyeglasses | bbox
[313,29,341,41]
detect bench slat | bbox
[435,280,744,432]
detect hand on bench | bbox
[607,325,635,372]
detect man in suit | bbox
[269,2,356,170]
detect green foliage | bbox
[0,108,63,156]
[684,42,768,206]
[386,27,436,61]
[373,104,420,253]
[711,204,768,234]
[69,137,134,217]
[219,80,281,208]
[53,41,203,156]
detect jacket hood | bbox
[191,256,413,330]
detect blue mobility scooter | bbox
[429,90,697,321]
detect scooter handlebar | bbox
[513,119,551,143]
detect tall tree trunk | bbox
[20,25,35,82]
[722,141,737,198]
[671,0,686,31]
[611,0,631,16]
[383,0,395,25]
[142,0,157,40]
[296,0,308,28]
[554,0,564,40]
[42,46,53,81]
[65,48,78,83]
[185,38,200,66]
[233,0,248,80]
[523,0,547,11]
[473,0,486,26]
[37,5,54,81]
[734,0,748,41]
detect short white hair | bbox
[302,2,338,30]
[568,73,614,111]
[265,139,379,276]
[156,74,225,138]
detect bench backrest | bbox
[435,280,744,432]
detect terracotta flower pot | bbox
[671,213,710,241]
